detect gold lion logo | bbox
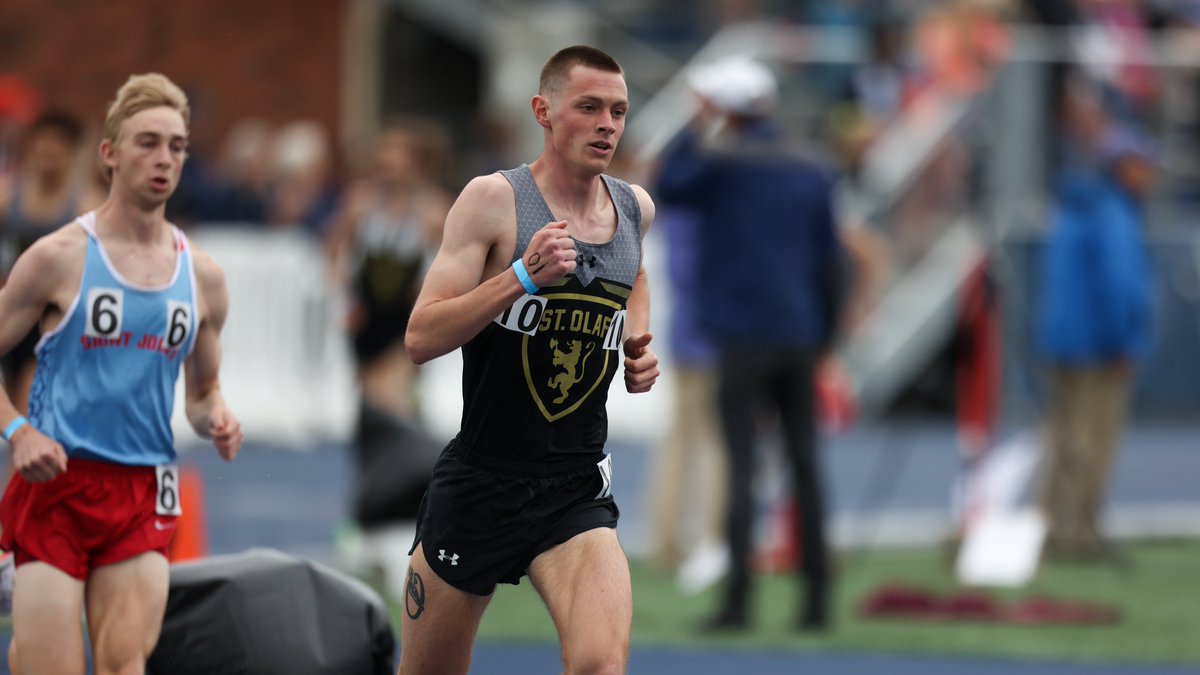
[548,338,596,404]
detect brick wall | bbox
[0,0,348,154]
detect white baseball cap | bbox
[685,57,779,116]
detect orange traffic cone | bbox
[166,463,209,562]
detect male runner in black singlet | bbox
[399,45,659,675]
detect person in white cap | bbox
[656,56,841,632]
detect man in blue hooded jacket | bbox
[1036,124,1155,560]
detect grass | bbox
[423,538,1200,667]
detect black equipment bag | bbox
[148,548,396,674]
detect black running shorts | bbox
[409,441,619,596]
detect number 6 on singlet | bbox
[165,300,192,350]
[84,287,124,338]
[155,465,183,516]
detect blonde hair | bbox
[102,73,190,145]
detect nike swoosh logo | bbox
[154,520,176,531]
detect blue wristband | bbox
[512,259,539,295]
[3,416,28,442]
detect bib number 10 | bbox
[494,294,548,336]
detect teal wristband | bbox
[512,259,539,295]
[3,416,27,442]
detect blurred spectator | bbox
[325,119,451,422]
[912,0,1011,99]
[850,19,917,124]
[265,120,340,237]
[656,57,842,632]
[325,119,452,597]
[644,206,729,593]
[206,118,273,223]
[1035,90,1155,561]
[0,111,104,411]
[0,75,42,183]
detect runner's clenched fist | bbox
[521,220,576,287]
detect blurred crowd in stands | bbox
[2,1,1196,243]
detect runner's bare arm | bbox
[184,247,242,461]
[405,174,577,364]
[622,185,659,394]
[0,244,58,357]
[0,231,80,479]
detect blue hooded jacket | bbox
[1036,167,1153,364]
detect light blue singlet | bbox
[28,211,199,466]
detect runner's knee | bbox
[561,642,626,675]
[563,657,624,675]
[94,655,148,675]
[93,633,156,675]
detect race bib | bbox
[155,464,183,516]
[596,454,613,500]
[494,294,548,336]
[84,287,124,338]
[602,310,626,352]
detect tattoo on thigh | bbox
[406,568,426,620]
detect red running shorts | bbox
[0,458,177,580]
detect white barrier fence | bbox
[172,227,358,449]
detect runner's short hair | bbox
[539,46,623,99]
